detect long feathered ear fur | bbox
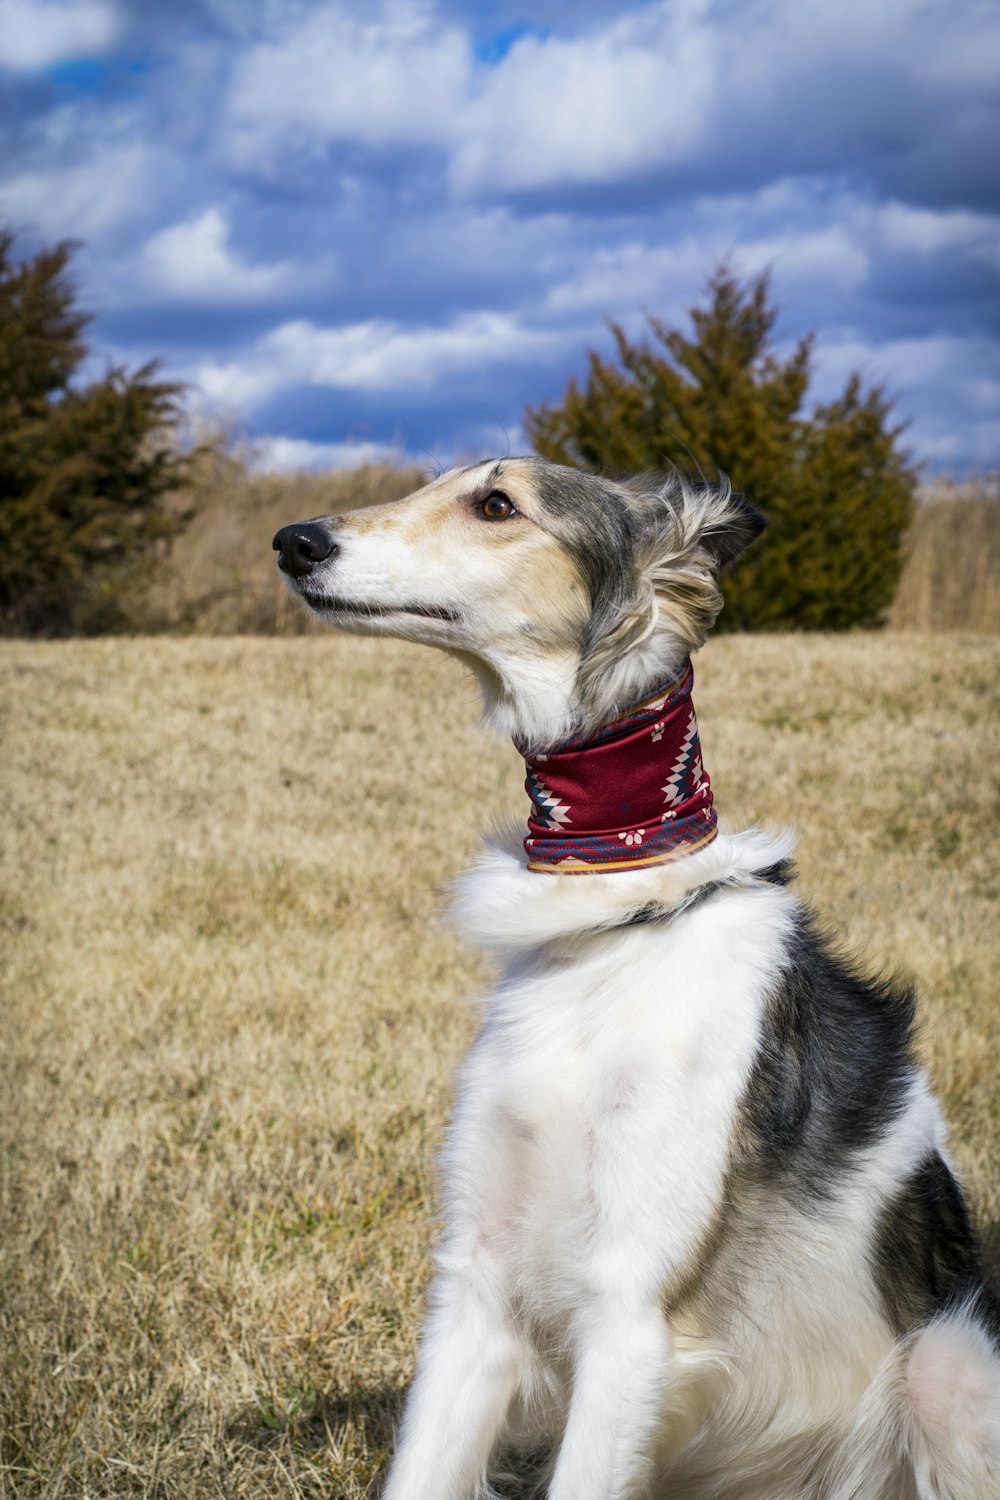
[579,474,766,711]
[696,485,768,571]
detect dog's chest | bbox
[447,904,778,1317]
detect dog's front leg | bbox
[546,1294,672,1500]
[381,1255,523,1500]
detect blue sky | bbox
[2,0,999,472]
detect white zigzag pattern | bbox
[532,776,572,828]
[661,710,699,811]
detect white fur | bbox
[826,1313,1000,1500]
[386,848,794,1500]
[452,823,797,952]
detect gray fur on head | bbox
[526,461,766,720]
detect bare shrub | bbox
[889,475,1000,633]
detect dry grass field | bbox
[2,631,998,1497]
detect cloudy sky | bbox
[2,0,999,472]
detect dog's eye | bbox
[478,490,518,522]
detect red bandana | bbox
[516,662,717,873]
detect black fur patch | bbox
[872,1153,1000,1345]
[701,491,767,570]
[739,913,917,1201]
[624,862,796,930]
[751,858,796,888]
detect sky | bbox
[2,0,999,473]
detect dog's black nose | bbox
[272,522,337,579]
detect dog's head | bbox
[273,458,764,745]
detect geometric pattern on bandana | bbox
[516,661,717,873]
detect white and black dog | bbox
[274,459,1000,1500]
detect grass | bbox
[1,631,998,1496]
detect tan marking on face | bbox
[328,460,591,650]
[498,526,588,646]
[341,508,383,534]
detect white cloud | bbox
[811,331,1000,467]
[812,332,993,397]
[223,1,469,170]
[736,228,869,291]
[195,309,573,412]
[248,435,403,472]
[914,1,1000,85]
[544,241,701,317]
[443,0,997,198]
[378,204,576,290]
[140,208,294,302]
[875,202,1000,270]
[451,2,715,195]
[0,137,156,239]
[0,0,120,70]
[904,415,1000,468]
[545,224,868,316]
[192,354,283,414]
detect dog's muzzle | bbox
[272,522,338,580]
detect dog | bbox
[273,458,1000,1500]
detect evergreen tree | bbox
[0,229,189,635]
[525,267,916,630]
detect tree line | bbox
[1,230,915,636]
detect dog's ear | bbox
[697,491,767,571]
[578,475,765,709]
[627,477,764,648]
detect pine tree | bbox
[525,267,916,630]
[0,230,189,635]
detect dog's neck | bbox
[514,661,717,874]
